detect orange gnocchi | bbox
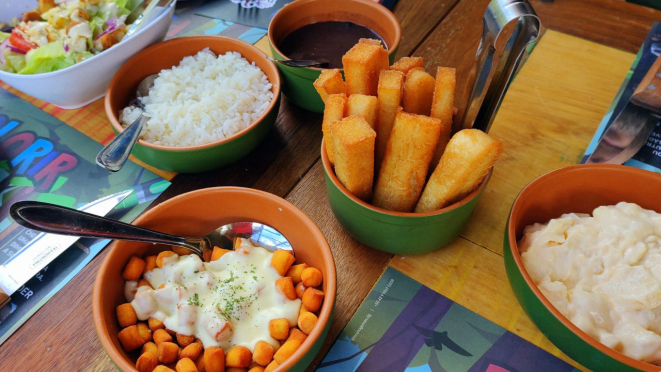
[118,239,325,372]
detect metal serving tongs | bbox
[125,0,176,39]
[457,0,542,133]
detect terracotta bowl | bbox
[93,187,336,372]
[105,36,281,173]
[267,0,401,113]
[321,139,492,254]
[505,164,661,372]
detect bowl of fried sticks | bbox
[318,39,503,254]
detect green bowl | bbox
[505,164,661,372]
[105,36,281,173]
[267,0,401,113]
[321,139,492,255]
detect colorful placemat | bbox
[167,0,268,43]
[319,267,580,372]
[195,0,295,30]
[195,0,399,30]
[0,88,170,344]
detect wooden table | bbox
[2,0,661,371]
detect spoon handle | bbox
[10,201,202,252]
[96,113,145,172]
[267,56,329,68]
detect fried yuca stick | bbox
[347,94,379,129]
[373,109,442,212]
[375,69,405,175]
[313,69,346,103]
[390,56,424,75]
[330,116,376,201]
[322,93,348,165]
[359,38,383,46]
[429,67,457,169]
[342,42,389,96]
[402,68,435,116]
[415,129,503,212]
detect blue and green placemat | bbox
[0,89,170,345]
[320,267,579,372]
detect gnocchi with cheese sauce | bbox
[116,238,325,372]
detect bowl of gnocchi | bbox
[92,187,336,372]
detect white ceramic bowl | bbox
[0,1,175,109]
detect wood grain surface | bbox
[2,0,661,371]
[285,163,392,369]
[456,30,635,255]
[531,0,661,53]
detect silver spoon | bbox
[267,56,329,68]
[9,201,293,258]
[96,73,158,172]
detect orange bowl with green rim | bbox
[105,36,281,173]
[321,139,492,254]
[505,164,661,372]
[267,0,401,113]
[93,187,336,372]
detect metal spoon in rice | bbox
[96,73,158,172]
[96,49,221,172]
[10,201,294,258]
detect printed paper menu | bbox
[582,21,661,171]
[320,267,580,372]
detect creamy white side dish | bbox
[127,240,301,351]
[520,202,661,364]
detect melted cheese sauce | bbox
[129,240,301,351]
[520,202,661,364]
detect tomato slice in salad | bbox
[9,29,37,53]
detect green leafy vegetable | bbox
[3,53,26,72]
[115,0,131,12]
[19,41,75,74]
[89,16,106,39]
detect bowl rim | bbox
[507,164,661,372]
[267,0,402,71]
[104,35,282,152]
[0,1,175,79]
[92,186,337,372]
[320,138,491,217]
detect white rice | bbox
[119,49,273,147]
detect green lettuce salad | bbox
[0,0,134,74]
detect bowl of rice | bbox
[105,35,280,173]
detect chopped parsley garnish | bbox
[223,271,236,284]
[216,293,257,321]
[188,293,200,306]
[210,269,259,321]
